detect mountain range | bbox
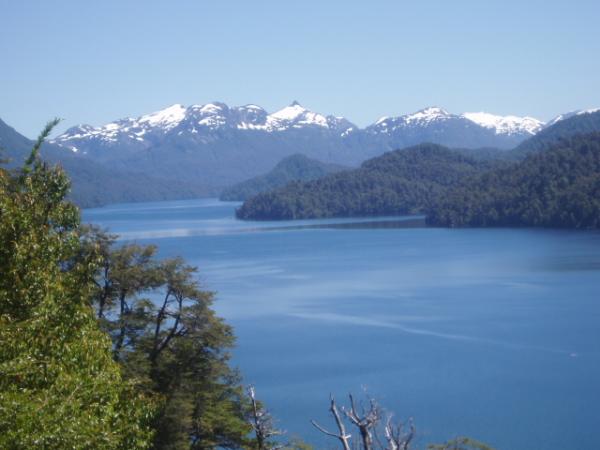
[2,102,599,208]
[0,118,210,208]
[47,102,550,192]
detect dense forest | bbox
[220,154,347,201]
[236,124,600,229]
[427,133,600,228]
[0,123,496,449]
[236,144,501,220]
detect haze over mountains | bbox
[2,102,599,208]
[0,118,210,207]
[48,102,548,191]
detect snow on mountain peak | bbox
[52,102,558,152]
[407,107,451,122]
[138,104,186,129]
[578,107,600,115]
[370,107,453,133]
[367,107,546,139]
[197,103,226,113]
[266,103,330,129]
[462,112,544,135]
[269,103,310,122]
[52,101,356,145]
[544,107,600,128]
[418,106,450,115]
[240,104,264,111]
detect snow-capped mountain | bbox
[462,112,543,135]
[54,101,356,155]
[54,102,544,155]
[369,107,543,136]
[545,108,600,128]
[359,106,544,154]
[50,101,571,193]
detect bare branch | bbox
[248,385,284,450]
[384,416,415,450]
[342,394,380,450]
[311,395,352,450]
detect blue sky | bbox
[2,0,600,137]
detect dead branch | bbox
[248,385,284,450]
[342,394,381,450]
[311,395,352,450]
[384,416,415,450]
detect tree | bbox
[0,120,156,449]
[248,385,283,450]
[85,228,253,449]
[311,393,492,450]
[427,437,496,450]
[311,393,415,450]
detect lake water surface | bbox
[83,199,600,450]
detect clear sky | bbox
[2,0,600,137]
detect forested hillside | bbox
[427,133,600,228]
[220,153,347,201]
[512,110,600,156]
[236,144,499,220]
[236,112,600,227]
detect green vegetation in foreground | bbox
[0,120,251,450]
[83,227,253,449]
[236,144,500,220]
[427,133,600,228]
[0,120,156,449]
[1,122,497,449]
[220,153,347,201]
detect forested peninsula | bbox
[236,135,600,229]
[236,144,501,220]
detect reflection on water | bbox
[84,199,600,450]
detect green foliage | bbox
[281,436,314,450]
[236,144,496,220]
[0,122,155,449]
[86,229,253,449]
[427,133,600,228]
[238,134,600,229]
[428,436,496,450]
[220,153,347,201]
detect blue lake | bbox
[84,199,600,450]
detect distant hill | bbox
[236,144,499,220]
[427,133,600,228]
[0,118,211,208]
[47,102,543,194]
[4,104,596,210]
[512,109,600,157]
[220,154,347,201]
